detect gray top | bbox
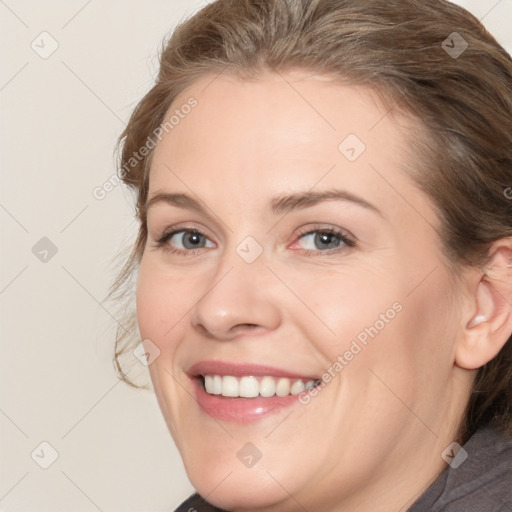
[175,424,512,511]
[409,424,512,511]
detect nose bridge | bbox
[190,240,281,339]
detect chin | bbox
[189,467,294,511]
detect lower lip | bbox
[192,378,302,424]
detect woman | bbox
[111,0,512,510]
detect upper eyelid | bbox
[292,228,355,249]
[157,223,217,241]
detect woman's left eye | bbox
[293,229,355,253]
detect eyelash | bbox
[153,224,356,257]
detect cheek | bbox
[135,257,197,436]
[290,261,456,396]
[135,257,189,350]
[288,267,405,363]
[351,266,459,414]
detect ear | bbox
[455,238,512,370]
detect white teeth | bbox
[204,375,214,394]
[203,375,222,395]
[212,375,222,395]
[239,376,259,398]
[259,376,276,397]
[276,378,291,397]
[222,376,239,397]
[202,375,319,398]
[290,380,305,395]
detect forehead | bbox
[152,71,404,164]
[147,71,432,223]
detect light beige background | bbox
[1,1,511,511]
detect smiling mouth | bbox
[200,374,322,398]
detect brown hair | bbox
[110,0,512,440]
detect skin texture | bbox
[135,71,510,512]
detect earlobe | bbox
[455,241,512,371]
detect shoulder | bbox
[173,493,226,512]
[410,424,512,512]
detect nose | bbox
[190,260,282,341]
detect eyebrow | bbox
[144,189,383,218]
[270,189,383,217]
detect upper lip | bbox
[187,360,319,380]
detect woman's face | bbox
[137,72,471,511]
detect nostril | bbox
[195,324,215,338]
[194,321,264,341]
[231,323,263,336]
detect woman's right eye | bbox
[156,229,215,254]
